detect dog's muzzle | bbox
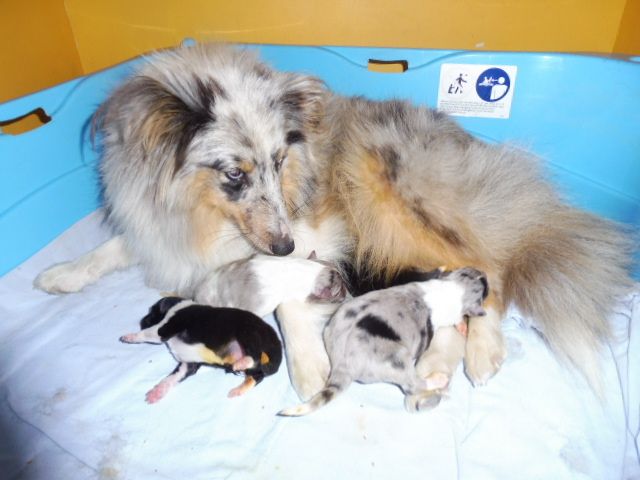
[270,234,295,256]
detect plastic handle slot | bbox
[0,107,51,135]
[367,59,409,73]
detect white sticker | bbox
[437,64,518,119]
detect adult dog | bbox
[35,43,634,395]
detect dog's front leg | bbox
[416,325,466,382]
[406,325,466,412]
[34,235,132,294]
[275,300,335,401]
[464,293,506,386]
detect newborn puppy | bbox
[279,267,488,416]
[193,253,347,316]
[192,253,347,400]
[120,297,283,403]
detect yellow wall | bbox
[1,0,639,104]
[66,0,636,74]
[614,0,640,55]
[0,0,82,104]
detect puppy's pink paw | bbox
[231,356,255,372]
[227,376,257,398]
[425,372,450,390]
[455,320,468,337]
[119,333,138,343]
[227,387,243,398]
[145,383,170,404]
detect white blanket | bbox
[1,211,638,480]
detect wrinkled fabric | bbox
[1,211,638,480]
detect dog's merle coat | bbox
[279,267,489,416]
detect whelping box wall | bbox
[0,44,639,275]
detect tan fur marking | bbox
[140,103,181,154]
[228,375,257,397]
[480,289,505,315]
[239,161,255,174]
[222,355,237,364]
[189,171,233,256]
[310,188,345,231]
[189,170,277,253]
[334,150,486,278]
[200,346,225,365]
[282,150,302,216]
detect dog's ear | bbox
[279,73,327,132]
[97,75,219,173]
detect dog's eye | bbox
[225,168,245,182]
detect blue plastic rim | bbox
[1,43,639,276]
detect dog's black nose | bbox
[270,235,295,256]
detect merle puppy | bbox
[279,267,488,416]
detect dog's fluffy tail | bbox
[502,207,635,393]
[278,370,350,417]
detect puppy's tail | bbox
[278,371,351,417]
[502,207,635,394]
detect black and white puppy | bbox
[120,297,283,403]
[279,267,488,416]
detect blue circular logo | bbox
[476,68,510,102]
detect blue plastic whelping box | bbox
[1,45,639,276]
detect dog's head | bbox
[98,43,326,257]
[442,267,489,318]
[139,296,184,329]
[308,265,348,304]
[304,251,348,303]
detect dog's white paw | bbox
[33,262,92,294]
[416,354,455,381]
[275,300,332,401]
[464,322,506,386]
[287,350,329,401]
[33,237,131,295]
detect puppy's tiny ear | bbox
[308,250,318,260]
[466,305,486,317]
[158,296,184,315]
